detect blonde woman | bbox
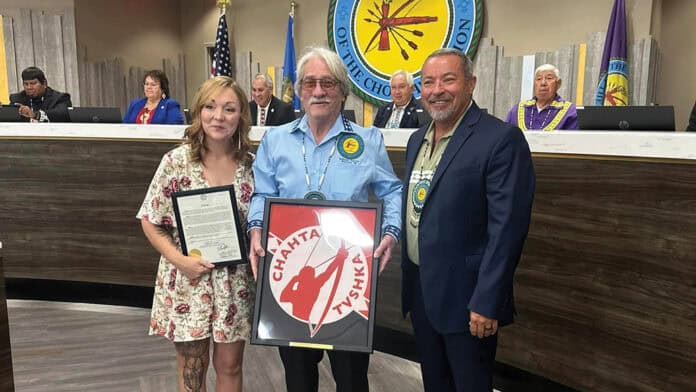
[137,76,254,392]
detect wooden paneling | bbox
[13,9,34,77]
[499,157,696,391]
[0,139,174,286]
[381,151,696,390]
[1,138,695,390]
[0,248,15,392]
[1,8,79,105]
[34,14,66,91]
[61,8,80,106]
[235,50,253,98]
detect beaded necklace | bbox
[528,104,553,130]
[299,114,352,200]
[409,133,434,228]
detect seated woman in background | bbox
[505,64,578,130]
[123,69,184,124]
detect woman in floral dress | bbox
[137,76,254,392]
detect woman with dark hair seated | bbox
[123,69,184,124]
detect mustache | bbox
[427,93,451,104]
[308,97,331,105]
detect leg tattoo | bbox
[176,340,210,392]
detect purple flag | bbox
[595,0,629,106]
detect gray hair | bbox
[294,46,351,98]
[423,48,474,79]
[390,70,414,87]
[534,64,561,81]
[253,73,274,89]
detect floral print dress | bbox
[137,144,255,343]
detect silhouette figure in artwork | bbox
[280,241,349,321]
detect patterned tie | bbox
[389,107,404,128]
[259,107,267,126]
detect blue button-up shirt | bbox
[248,115,402,239]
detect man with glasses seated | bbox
[247,46,402,392]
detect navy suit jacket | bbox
[373,97,430,128]
[249,95,295,126]
[123,97,184,124]
[401,102,535,334]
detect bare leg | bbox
[212,340,245,392]
[175,339,211,392]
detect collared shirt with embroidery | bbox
[248,115,402,239]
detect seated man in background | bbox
[10,66,72,122]
[249,73,295,126]
[373,70,430,129]
[505,64,578,130]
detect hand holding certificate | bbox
[172,185,248,266]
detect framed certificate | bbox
[251,198,383,353]
[171,185,248,266]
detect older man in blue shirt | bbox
[247,46,402,392]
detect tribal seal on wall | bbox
[328,0,484,105]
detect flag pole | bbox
[282,0,299,108]
[217,0,230,14]
[212,0,232,77]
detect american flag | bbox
[212,14,231,77]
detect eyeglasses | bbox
[144,82,160,88]
[300,78,338,91]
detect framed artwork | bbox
[251,198,383,353]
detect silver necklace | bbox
[529,104,553,129]
[299,114,352,200]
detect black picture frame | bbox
[251,198,383,353]
[171,185,248,267]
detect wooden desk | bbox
[1,124,695,390]
[0,243,16,392]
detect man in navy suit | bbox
[401,48,535,391]
[249,73,295,126]
[373,70,430,129]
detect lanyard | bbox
[297,114,353,199]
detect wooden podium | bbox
[0,242,15,391]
